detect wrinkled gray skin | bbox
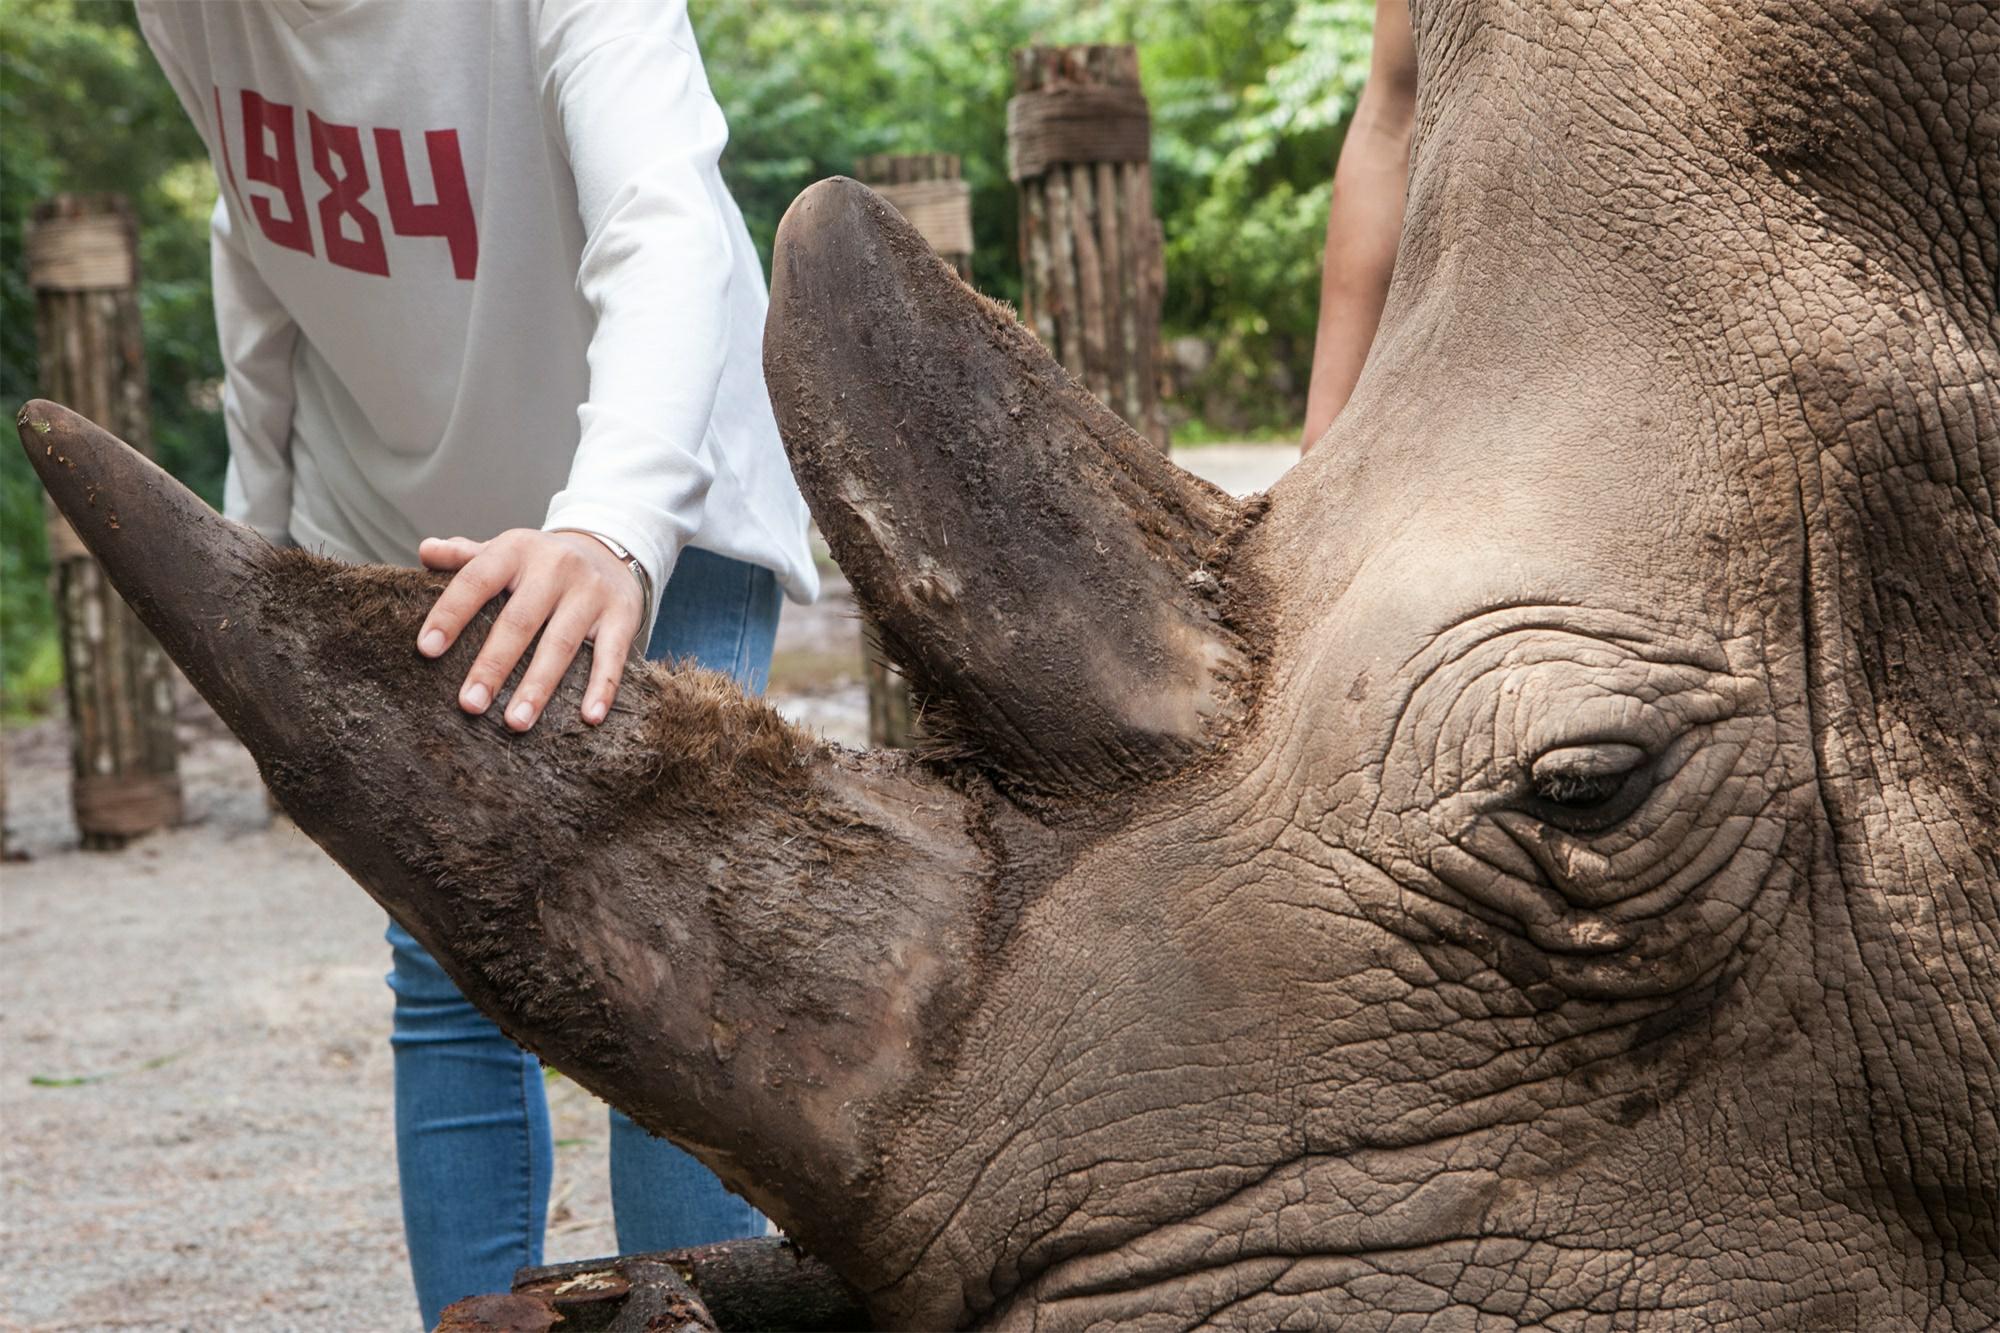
[21,0,1998,1328]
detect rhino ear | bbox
[765,177,1257,803]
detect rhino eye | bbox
[1525,742,1652,830]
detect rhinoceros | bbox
[18,0,1997,1326]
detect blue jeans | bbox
[387,548,781,1328]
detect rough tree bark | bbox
[1008,45,1168,451]
[495,1237,868,1332]
[26,194,182,848]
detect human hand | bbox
[415,529,647,730]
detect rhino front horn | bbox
[12,396,997,1300]
[764,177,1260,802]
[14,400,296,744]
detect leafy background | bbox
[0,0,1374,712]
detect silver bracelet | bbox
[553,528,652,605]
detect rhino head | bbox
[20,0,1997,1325]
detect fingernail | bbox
[510,699,535,726]
[463,683,490,712]
[584,699,607,724]
[419,629,445,656]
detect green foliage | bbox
[696,0,1080,308]
[1146,2,1375,421]
[0,0,1374,711]
[1,0,224,708]
[694,0,1375,424]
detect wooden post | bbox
[28,195,184,849]
[856,620,919,750]
[1007,44,1169,451]
[508,1236,867,1332]
[856,153,975,281]
[853,154,979,749]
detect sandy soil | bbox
[0,444,1294,1333]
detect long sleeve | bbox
[129,0,815,600]
[135,2,301,543]
[534,0,739,621]
[210,195,301,543]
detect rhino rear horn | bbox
[764,177,1256,801]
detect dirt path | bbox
[0,445,1294,1332]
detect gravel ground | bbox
[0,445,1294,1332]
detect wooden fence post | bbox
[857,153,975,281]
[1007,44,1169,451]
[852,154,979,748]
[27,194,184,849]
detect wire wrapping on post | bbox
[1005,87,1152,180]
[26,213,136,292]
[871,179,975,259]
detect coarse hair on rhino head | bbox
[21,0,1998,1326]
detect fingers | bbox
[460,574,561,718]
[506,598,602,731]
[414,528,649,728]
[418,536,483,572]
[418,538,517,660]
[581,605,642,725]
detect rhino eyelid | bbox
[1521,742,1655,831]
[1531,742,1650,786]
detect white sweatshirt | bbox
[135,0,820,618]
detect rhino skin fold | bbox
[18,0,2000,1324]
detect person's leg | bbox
[608,1116,766,1247]
[645,546,782,694]
[388,920,554,1327]
[607,546,780,1251]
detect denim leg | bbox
[387,919,552,1329]
[645,547,782,692]
[384,547,781,1315]
[608,1112,766,1248]
[611,547,781,1252]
